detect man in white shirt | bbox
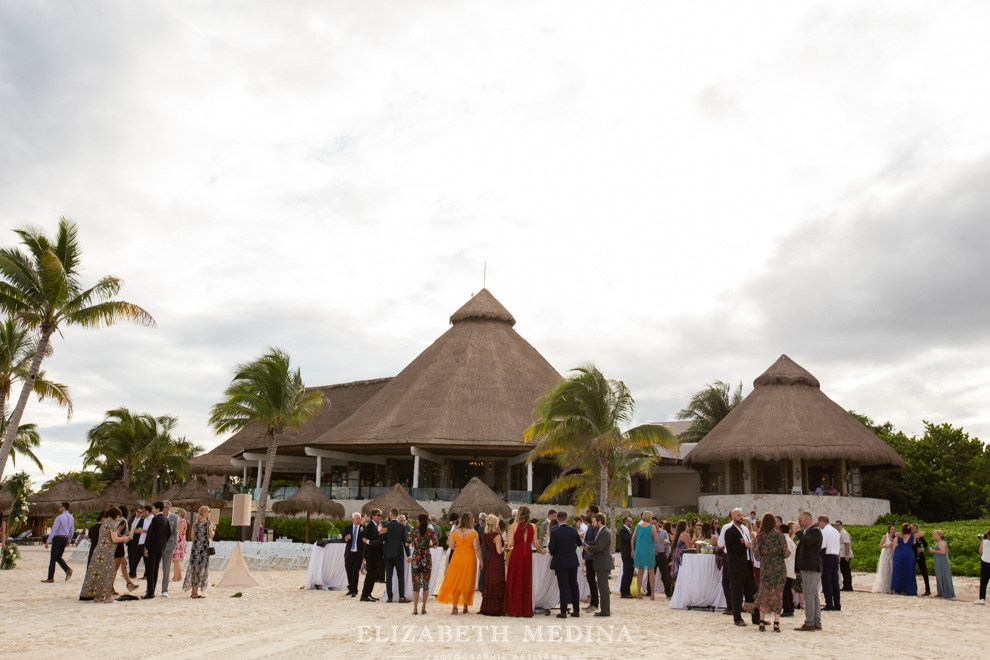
[818,515,841,611]
[748,511,757,526]
[836,520,853,592]
[718,510,752,614]
[134,506,153,579]
[578,516,589,539]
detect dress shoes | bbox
[360,596,376,602]
[65,568,73,581]
[584,605,598,612]
[722,610,734,616]
[734,620,747,627]
[593,612,610,617]
[794,624,817,631]
[141,595,155,600]
[398,598,411,603]
[570,612,579,618]
[556,612,569,619]
[620,594,634,599]
[816,625,823,630]
[41,579,55,583]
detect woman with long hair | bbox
[80,508,132,603]
[408,513,438,614]
[746,513,789,632]
[871,525,897,594]
[437,512,483,614]
[183,506,215,599]
[670,520,692,581]
[112,506,139,593]
[503,505,546,617]
[479,514,506,616]
[891,523,924,596]
[171,508,188,583]
[631,511,658,600]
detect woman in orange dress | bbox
[436,512,483,614]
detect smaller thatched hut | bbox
[160,484,183,502]
[360,483,427,519]
[448,477,511,521]
[99,480,142,510]
[172,481,226,511]
[29,477,104,517]
[272,481,345,542]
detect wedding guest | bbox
[360,508,386,602]
[84,511,106,566]
[911,523,932,596]
[871,525,897,594]
[672,519,694,580]
[343,512,364,597]
[702,522,717,545]
[583,513,613,617]
[539,510,557,540]
[725,508,759,627]
[159,500,180,598]
[475,512,488,590]
[836,520,853,592]
[132,505,153,579]
[582,505,600,611]
[748,511,757,526]
[183,505,214,599]
[793,511,823,632]
[112,506,138,593]
[577,515,588,539]
[818,515,841,611]
[398,514,411,533]
[929,529,955,599]
[618,515,635,598]
[408,513,437,615]
[549,510,582,618]
[125,507,145,578]
[428,515,442,539]
[171,508,188,584]
[42,502,75,583]
[379,508,411,603]
[891,523,924,596]
[479,514,506,616]
[711,518,721,537]
[437,512,482,614]
[504,505,545,617]
[747,513,789,632]
[631,511,657,600]
[653,517,672,598]
[976,529,990,604]
[141,501,170,600]
[789,523,804,612]
[780,523,797,617]
[79,507,131,603]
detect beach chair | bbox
[68,539,91,562]
[9,530,31,545]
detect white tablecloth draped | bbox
[305,543,349,591]
[669,553,726,609]
[531,550,591,610]
[381,548,446,602]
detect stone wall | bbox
[697,494,890,526]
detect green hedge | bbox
[847,517,989,577]
[213,516,349,542]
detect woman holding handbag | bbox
[183,505,215,599]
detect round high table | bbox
[305,543,349,591]
[669,553,726,610]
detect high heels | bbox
[758,621,766,632]
[773,622,781,633]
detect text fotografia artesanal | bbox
[358,624,632,643]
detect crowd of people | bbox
[37,500,216,602]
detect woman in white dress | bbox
[871,525,897,593]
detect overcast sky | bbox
[2,1,989,485]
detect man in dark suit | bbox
[549,511,582,618]
[582,506,600,612]
[618,516,634,598]
[793,511,824,631]
[475,513,488,591]
[379,508,410,603]
[724,508,760,626]
[911,523,931,596]
[141,501,170,600]
[343,512,364,597]
[584,513,613,617]
[360,508,386,602]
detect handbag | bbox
[205,521,216,555]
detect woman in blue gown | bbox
[890,523,924,595]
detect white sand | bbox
[2,545,984,659]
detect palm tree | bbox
[141,416,200,499]
[83,407,154,488]
[675,380,743,442]
[209,348,322,542]
[1,414,44,471]
[0,218,154,479]
[0,315,73,421]
[537,444,667,510]
[523,363,678,537]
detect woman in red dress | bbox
[503,506,547,617]
[480,514,506,616]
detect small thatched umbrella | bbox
[99,480,142,510]
[160,483,183,502]
[29,476,104,517]
[448,477,511,522]
[271,481,345,543]
[361,483,427,519]
[171,480,225,511]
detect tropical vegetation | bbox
[675,379,742,442]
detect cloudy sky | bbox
[2,1,989,485]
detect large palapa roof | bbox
[190,378,392,475]
[684,355,905,470]
[309,289,562,454]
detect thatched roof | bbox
[271,481,345,518]
[171,480,226,510]
[29,477,104,516]
[190,378,392,475]
[684,355,906,470]
[99,480,142,508]
[160,483,183,501]
[448,477,511,520]
[361,484,427,519]
[0,490,11,515]
[311,289,562,453]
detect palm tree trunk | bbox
[600,456,615,540]
[122,462,132,489]
[252,432,278,543]
[0,330,51,480]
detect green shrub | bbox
[212,515,349,542]
[848,517,989,577]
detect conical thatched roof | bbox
[99,480,142,508]
[29,477,104,516]
[171,480,225,510]
[160,483,183,502]
[448,477,511,520]
[271,481,345,518]
[684,355,906,470]
[190,378,391,475]
[361,484,427,519]
[311,289,561,453]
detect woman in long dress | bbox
[171,509,188,583]
[80,508,131,603]
[871,525,897,593]
[631,511,657,600]
[747,513,790,632]
[407,513,437,615]
[480,514,506,616]
[437,512,483,614]
[929,530,955,598]
[891,523,924,596]
[670,520,692,581]
[503,505,546,617]
[183,505,214,599]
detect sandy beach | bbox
[1,546,983,660]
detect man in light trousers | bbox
[160,500,179,597]
[794,511,824,632]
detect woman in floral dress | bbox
[80,508,131,603]
[183,505,214,599]
[746,513,790,632]
[407,513,437,615]
[171,508,188,582]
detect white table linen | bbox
[669,553,726,609]
[305,543,349,591]
[381,548,445,602]
[531,550,590,610]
